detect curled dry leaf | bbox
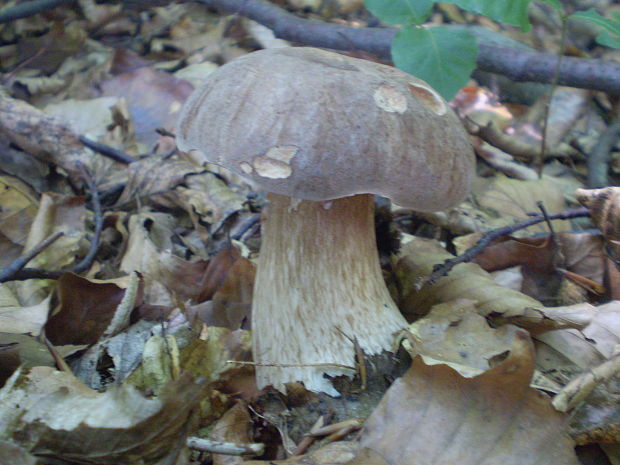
[576,187,620,265]
[416,174,570,235]
[396,238,597,333]
[404,299,524,378]
[471,232,605,304]
[0,367,206,464]
[535,301,620,443]
[211,401,253,465]
[358,331,579,465]
[119,211,209,305]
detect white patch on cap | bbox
[265,145,299,163]
[374,84,408,113]
[407,82,446,115]
[252,145,299,179]
[239,161,253,174]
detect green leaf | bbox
[446,0,532,31]
[364,0,434,25]
[571,8,620,49]
[539,0,563,12]
[391,26,479,100]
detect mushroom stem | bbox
[252,193,407,395]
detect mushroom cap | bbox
[176,47,475,211]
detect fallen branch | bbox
[198,0,620,95]
[0,0,73,24]
[0,232,63,283]
[186,437,265,456]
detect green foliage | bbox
[365,0,620,100]
[538,0,563,12]
[392,26,478,100]
[364,0,433,24]
[570,8,620,49]
[446,0,531,31]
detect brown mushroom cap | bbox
[176,47,475,211]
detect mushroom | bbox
[176,47,475,396]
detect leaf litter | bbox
[1,1,620,464]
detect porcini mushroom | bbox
[176,47,475,395]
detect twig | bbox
[186,437,265,456]
[537,15,569,177]
[79,136,137,164]
[0,232,63,283]
[41,333,73,373]
[426,206,590,284]
[197,0,620,94]
[227,360,356,372]
[72,162,104,274]
[587,119,620,188]
[552,350,620,412]
[294,412,334,456]
[0,0,73,24]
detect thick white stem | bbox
[252,193,407,395]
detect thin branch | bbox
[197,0,620,95]
[72,162,104,273]
[0,232,63,283]
[427,206,590,284]
[0,0,73,24]
[186,437,265,456]
[79,136,137,164]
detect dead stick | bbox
[0,232,63,283]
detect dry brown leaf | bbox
[576,187,620,266]
[45,273,141,346]
[100,58,194,149]
[190,253,255,330]
[243,441,358,465]
[212,401,253,465]
[119,211,209,305]
[535,301,620,444]
[114,156,197,206]
[474,175,569,233]
[396,238,596,333]
[0,290,49,336]
[0,176,39,268]
[0,367,205,464]
[404,299,524,378]
[171,171,247,241]
[416,174,571,235]
[472,232,605,303]
[359,331,579,465]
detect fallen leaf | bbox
[100,59,194,149]
[396,238,596,333]
[359,331,579,465]
[0,367,206,464]
[0,175,39,268]
[243,441,358,465]
[404,299,523,378]
[212,401,253,465]
[45,273,139,346]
